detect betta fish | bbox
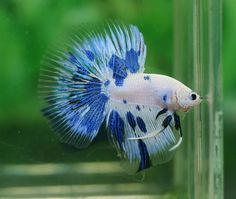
[39,24,202,174]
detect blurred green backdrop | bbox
[0,0,234,198]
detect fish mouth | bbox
[197,96,203,104]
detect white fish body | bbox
[108,73,199,111]
[40,24,202,174]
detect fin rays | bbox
[106,100,180,174]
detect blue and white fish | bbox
[39,24,202,174]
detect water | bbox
[0,122,176,198]
[174,0,223,198]
[0,0,223,198]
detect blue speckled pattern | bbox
[108,110,125,150]
[85,50,95,61]
[125,49,140,73]
[163,94,167,102]
[104,80,110,87]
[108,48,141,86]
[108,54,127,86]
[144,75,150,80]
[137,140,152,172]
[41,56,109,148]
[40,24,146,149]
[123,99,127,104]
[126,111,136,131]
[136,116,147,133]
[136,105,141,111]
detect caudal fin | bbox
[39,33,110,148]
[39,23,146,150]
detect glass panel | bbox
[174,0,223,198]
[0,0,223,198]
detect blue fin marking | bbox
[68,52,79,64]
[174,113,181,131]
[125,49,139,73]
[137,50,141,56]
[104,80,110,87]
[137,140,152,172]
[108,48,141,86]
[126,111,136,131]
[42,70,108,148]
[80,94,109,132]
[85,50,95,61]
[136,105,141,111]
[68,52,89,74]
[162,115,172,128]
[136,116,147,133]
[109,110,124,150]
[109,54,127,86]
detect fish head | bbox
[176,86,202,112]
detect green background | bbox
[0,0,234,198]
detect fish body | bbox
[39,24,202,173]
[107,73,199,112]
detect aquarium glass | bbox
[0,0,223,198]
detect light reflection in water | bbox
[0,183,161,198]
[0,162,122,176]
[0,162,171,198]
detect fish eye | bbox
[190,92,197,101]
